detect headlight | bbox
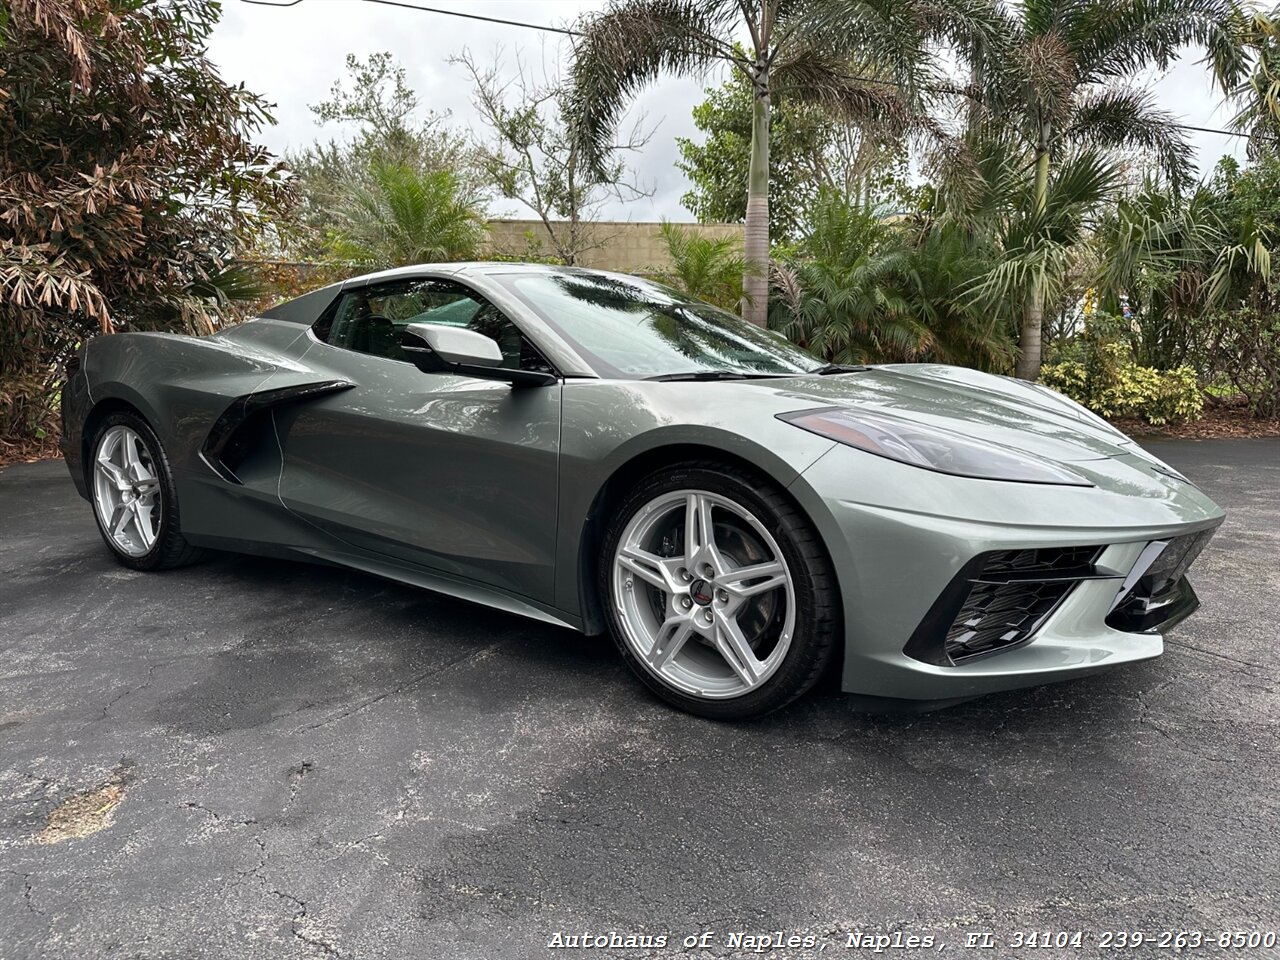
[778,407,1093,486]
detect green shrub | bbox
[1042,337,1203,425]
[1191,309,1280,419]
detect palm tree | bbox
[656,221,752,310]
[567,0,1000,327]
[963,0,1249,379]
[900,221,1018,371]
[958,133,1124,359]
[1092,172,1273,367]
[328,161,488,267]
[1091,181,1226,367]
[1230,5,1280,152]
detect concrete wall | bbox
[483,219,744,273]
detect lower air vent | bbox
[945,579,1078,661]
[980,545,1101,576]
[904,545,1103,666]
[1106,527,1217,633]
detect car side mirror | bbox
[400,322,556,388]
[402,322,502,368]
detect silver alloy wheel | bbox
[612,489,796,699]
[92,424,162,558]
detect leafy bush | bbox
[769,193,1015,369]
[1192,309,1280,418]
[1042,333,1203,425]
[1,0,291,444]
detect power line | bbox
[236,0,1265,142]
[238,0,579,35]
[1171,121,1258,141]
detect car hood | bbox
[760,363,1136,463]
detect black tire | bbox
[599,461,839,720]
[88,411,205,571]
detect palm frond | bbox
[566,0,739,176]
[770,44,911,128]
[1228,7,1280,155]
[1065,87,1193,189]
[917,0,1018,65]
[774,0,931,94]
[328,162,487,266]
[1070,0,1247,89]
[656,220,753,310]
[1011,148,1123,244]
[1092,180,1226,312]
[1207,212,1273,306]
[186,263,271,309]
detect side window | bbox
[313,279,553,374]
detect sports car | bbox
[60,263,1224,718]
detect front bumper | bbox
[792,445,1225,701]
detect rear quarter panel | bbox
[71,321,324,544]
[79,324,310,467]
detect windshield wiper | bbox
[644,370,788,382]
[813,363,872,375]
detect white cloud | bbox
[207,0,1246,221]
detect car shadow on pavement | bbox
[143,547,1161,744]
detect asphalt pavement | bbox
[1,440,1277,960]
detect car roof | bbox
[342,261,649,286]
[260,262,632,324]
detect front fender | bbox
[552,380,838,624]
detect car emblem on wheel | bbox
[688,578,713,606]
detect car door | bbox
[273,276,562,604]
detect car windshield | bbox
[494,271,824,379]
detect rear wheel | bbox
[600,462,838,719]
[89,412,204,570]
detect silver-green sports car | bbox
[60,263,1224,718]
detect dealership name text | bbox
[546,930,937,952]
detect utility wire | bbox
[239,0,580,35]
[237,0,1265,142]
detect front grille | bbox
[904,545,1104,666]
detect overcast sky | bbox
[207,0,1249,221]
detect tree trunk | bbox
[742,66,770,327]
[1016,124,1052,381]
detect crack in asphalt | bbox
[22,873,43,916]
[225,835,271,895]
[1135,686,1237,764]
[272,888,345,959]
[100,663,159,720]
[1166,637,1276,677]
[178,800,259,829]
[288,761,313,803]
[209,758,349,956]
[217,808,345,957]
[289,638,508,736]
[3,871,45,917]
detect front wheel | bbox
[600,463,839,719]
